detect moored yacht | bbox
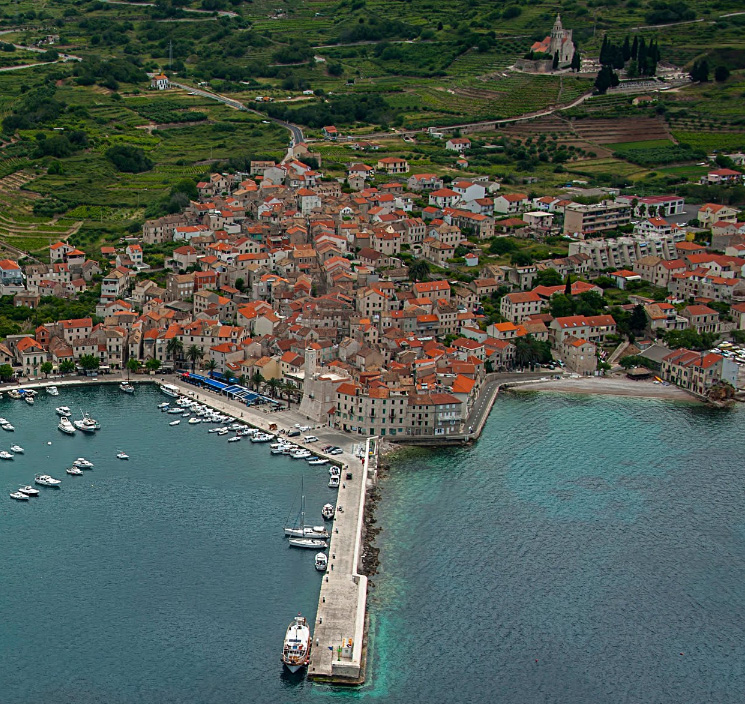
[18,485,39,497]
[58,417,76,435]
[119,381,135,394]
[35,474,62,487]
[73,418,96,433]
[73,458,94,469]
[46,385,59,396]
[66,466,84,476]
[116,451,129,460]
[281,614,311,673]
[285,525,330,539]
[288,537,328,549]
[0,450,14,460]
[56,406,72,417]
[1,422,15,431]
[159,383,180,398]
[169,420,181,426]
[10,491,29,501]
[10,445,24,454]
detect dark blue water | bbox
[0,385,331,703]
[365,393,745,703]
[3,388,744,702]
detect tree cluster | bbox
[260,93,397,129]
[600,34,660,76]
[106,145,154,173]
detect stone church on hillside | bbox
[531,14,575,66]
[516,14,575,72]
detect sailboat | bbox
[284,479,330,540]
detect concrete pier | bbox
[307,436,376,684]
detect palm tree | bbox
[408,259,430,282]
[251,370,265,392]
[60,359,75,375]
[166,337,184,366]
[266,377,281,398]
[205,358,218,376]
[186,345,202,372]
[238,374,248,388]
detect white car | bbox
[304,435,318,443]
[299,425,310,432]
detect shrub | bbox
[105,145,153,173]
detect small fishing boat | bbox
[0,451,14,460]
[56,406,72,417]
[169,420,181,426]
[1,422,15,432]
[157,402,170,410]
[307,458,329,466]
[119,381,135,394]
[321,503,335,521]
[18,485,39,497]
[188,417,201,425]
[46,386,59,396]
[216,428,229,436]
[10,491,29,501]
[73,418,96,433]
[159,383,180,398]
[10,445,24,454]
[73,458,94,469]
[291,450,311,460]
[250,433,274,443]
[328,476,340,489]
[7,390,22,400]
[35,474,62,487]
[66,466,84,476]
[227,436,241,443]
[25,395,34,405]
[315,553,328,572]
[167,408,183,415]
[329,466,341,477]
[116,451,129,460]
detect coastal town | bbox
[0,143,744,437]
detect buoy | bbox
[47,441,52,445]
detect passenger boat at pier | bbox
[281,614,312,673]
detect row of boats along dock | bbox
[158,378,377,685]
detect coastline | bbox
[506,375,700,402]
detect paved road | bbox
[100,0,237,17]
[170,81,305,155]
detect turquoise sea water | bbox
[364,392,745,703]
[2,387,745,703]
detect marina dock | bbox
[308,436,376,684]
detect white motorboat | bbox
[291,450,311,460]
[35,474,61,487]
[207,427,220,433]
[46,386,59,396]
[25,395,34,405]
[315,553,328,571]
[216,428,229,436]
[167,408,183,414]
[159,383,180,398]
[10,491,29,501]
[81,412,101,430]
[0,451,14,460]
[270,446,288,455]
[169,420,181,426]
[120,381,135,394]
[7,389,22,399]
[329,466,341,477]
[158,402,170,410]
[188,417,201,424]
[18,485,39,497]
[307,458,329,466]
[56,406,72,417]
[73,458,94,469]
[322,503,335,521]
[116,451,129,460]
[229,424,243,431]
[251,433,274,443]
[2,422,15,431]
[328,476,340,488]
[10,445,24,454]
[236,427,252,436]
[288,538,328,549]
[281,614,311,673]
[58,417,76,435]
[227,436,241,443]
[66,466,84,476]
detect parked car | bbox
[288,430,301,437]
[304,435,319,443]
[330,448,343,455]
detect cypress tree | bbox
[571,49,581,72]
[637,37,647,75]
[565,274,572,296]
[553,51,559,70]
[622,35,631,62]
[600,34,610,65]
[631,35,638,60]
